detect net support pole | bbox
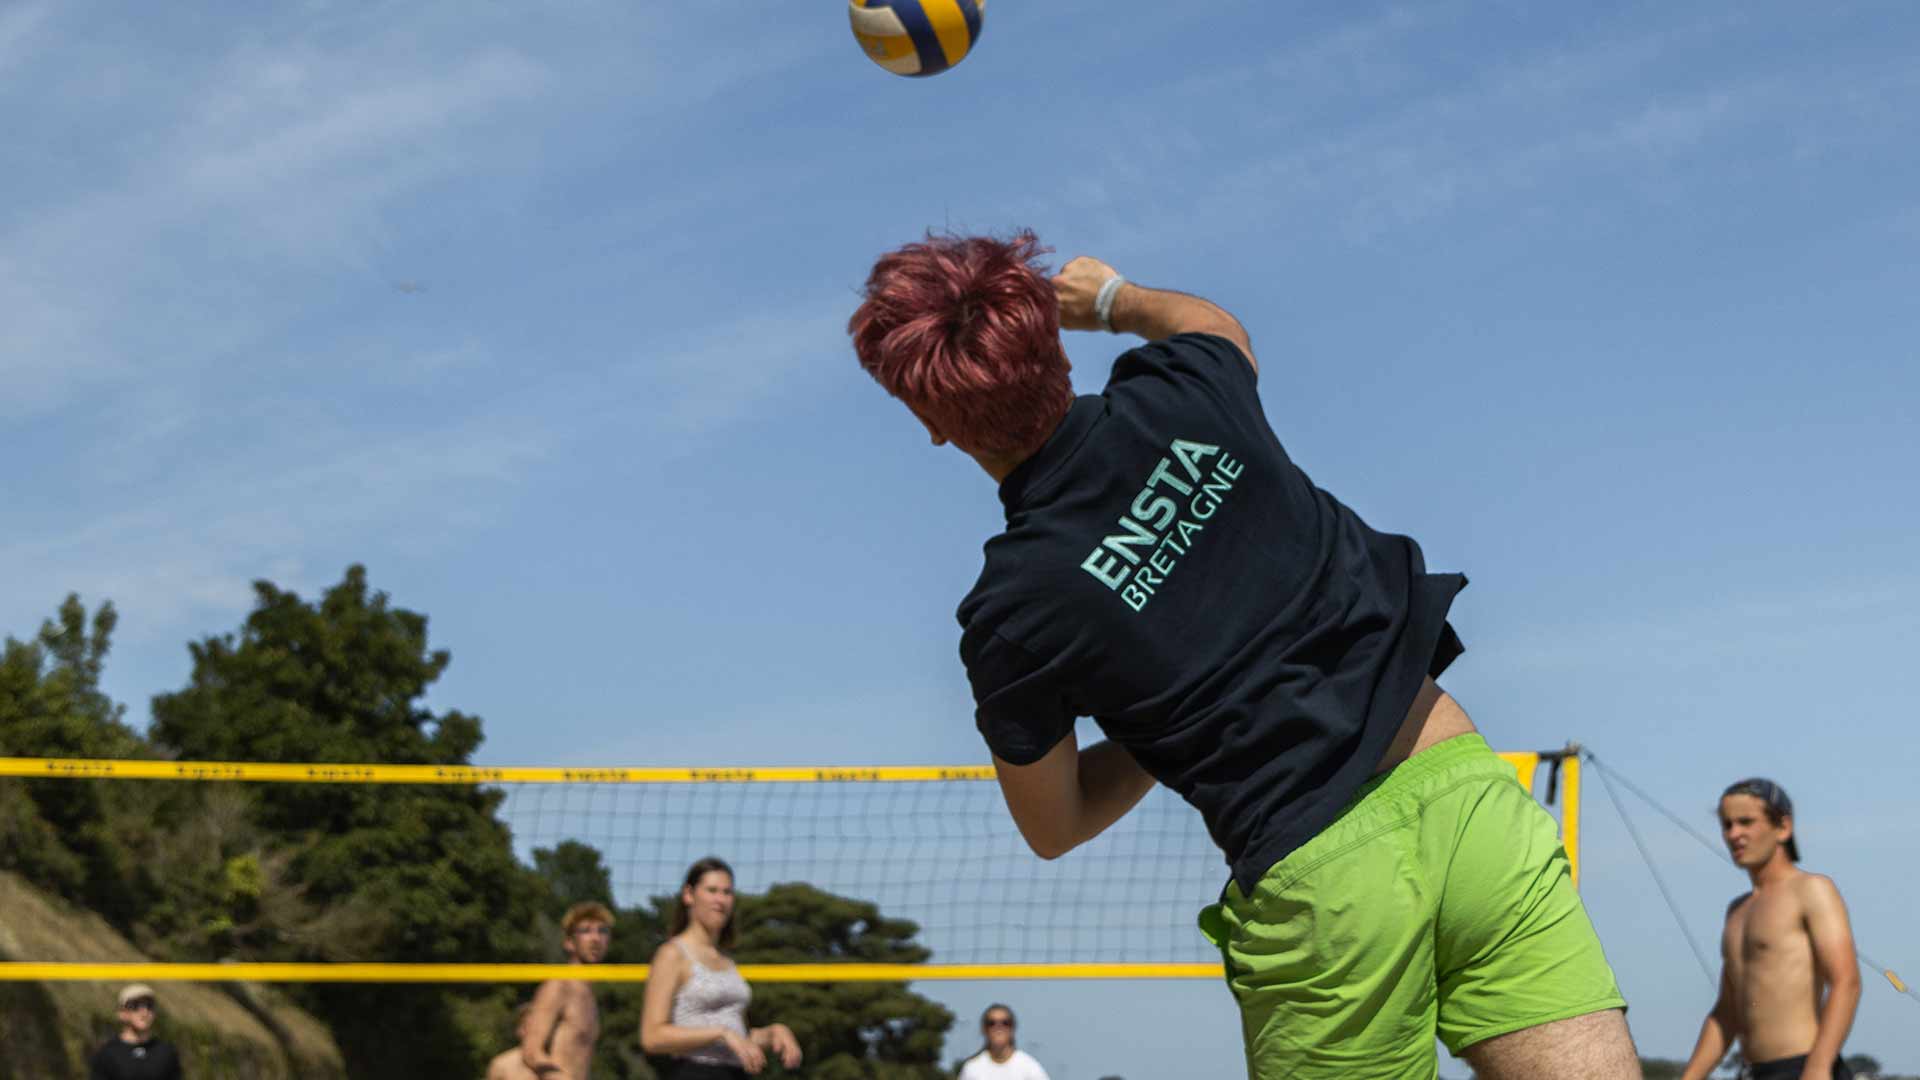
[1563,745,1582,889]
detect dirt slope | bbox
[0,871,345,1080]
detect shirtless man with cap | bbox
[1680,779,1862,1080]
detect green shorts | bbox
[1198,734,1625,1080]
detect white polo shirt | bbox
[958,1048,1050,1080]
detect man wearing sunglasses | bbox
[89,983,184,1079]
[958,1004,1050,1080]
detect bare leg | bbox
[1462,1009,1641,1080]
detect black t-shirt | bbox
[89,1036,183,1080]
[957,333,1466,893]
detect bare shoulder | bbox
[1724,890,1753,919]
[1793,870,1840,893]
[649,940,689,982]
[1792,871,1846,909]
[532,976,589,1009]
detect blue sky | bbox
[4,1,1918,1074]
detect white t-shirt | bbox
[958,1048,1050,1080]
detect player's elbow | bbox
[1019,823,1079,860]
[1028,837,1071,860]
[1216,320,1254,362]
[1187,315,1255,370]
[638,1021,669,1055]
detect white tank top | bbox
[669,938,751,1065]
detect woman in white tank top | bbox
[640,857,803,1079]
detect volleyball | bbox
[848,0,985,78]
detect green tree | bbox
[535,840,617,915]
[736,883,952,1077]
[150,566,544,1078]
[0,596,326,968]
[0,596,154,922]
[1845,1054,1884,1078]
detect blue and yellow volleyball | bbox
[848,0,985,78]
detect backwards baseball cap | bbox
[117,984,157,1008]
[1722,778,1799,861]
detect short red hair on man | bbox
[849,230,1074,459]
[561,901,614,936]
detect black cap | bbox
[1723,778,1799,861]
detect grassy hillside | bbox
[0,871,345,1080]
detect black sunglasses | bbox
[984,1017,1014,1028]
[123,998,157,1011]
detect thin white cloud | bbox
[0,255,103,417]
[1055,11,1908,253]
[1890,204,1920,240]
[1476,575,1916,673]
[0,1,48,74]
[173,50,546,206]
[0,284,843,649]
[619,308,852,438]
[1168,4,1441,103]
[0,0,848,433]
[0,400,554,634]
[0,38,549,420]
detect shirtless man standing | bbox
[521,902,614,1079]
[1680,779,1861,1080]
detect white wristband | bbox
[1094,274,1127,332]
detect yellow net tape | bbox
[0,962,1221,983]
[0,751,1574,982]
[0,754,1548,788]
[0,758,992,785]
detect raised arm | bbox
[1800,875,1862,1077]
[1052,256,1256,372]
[992,733,1157,860]
[639,943,766,1072]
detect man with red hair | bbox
[520,901,613,1079]
[850,232,1638,1080]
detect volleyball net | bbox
[0,748,1579,984]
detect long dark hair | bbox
[667,856,737,950]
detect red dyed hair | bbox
[849,231,1073,458]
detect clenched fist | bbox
[1051,255,1123,332]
